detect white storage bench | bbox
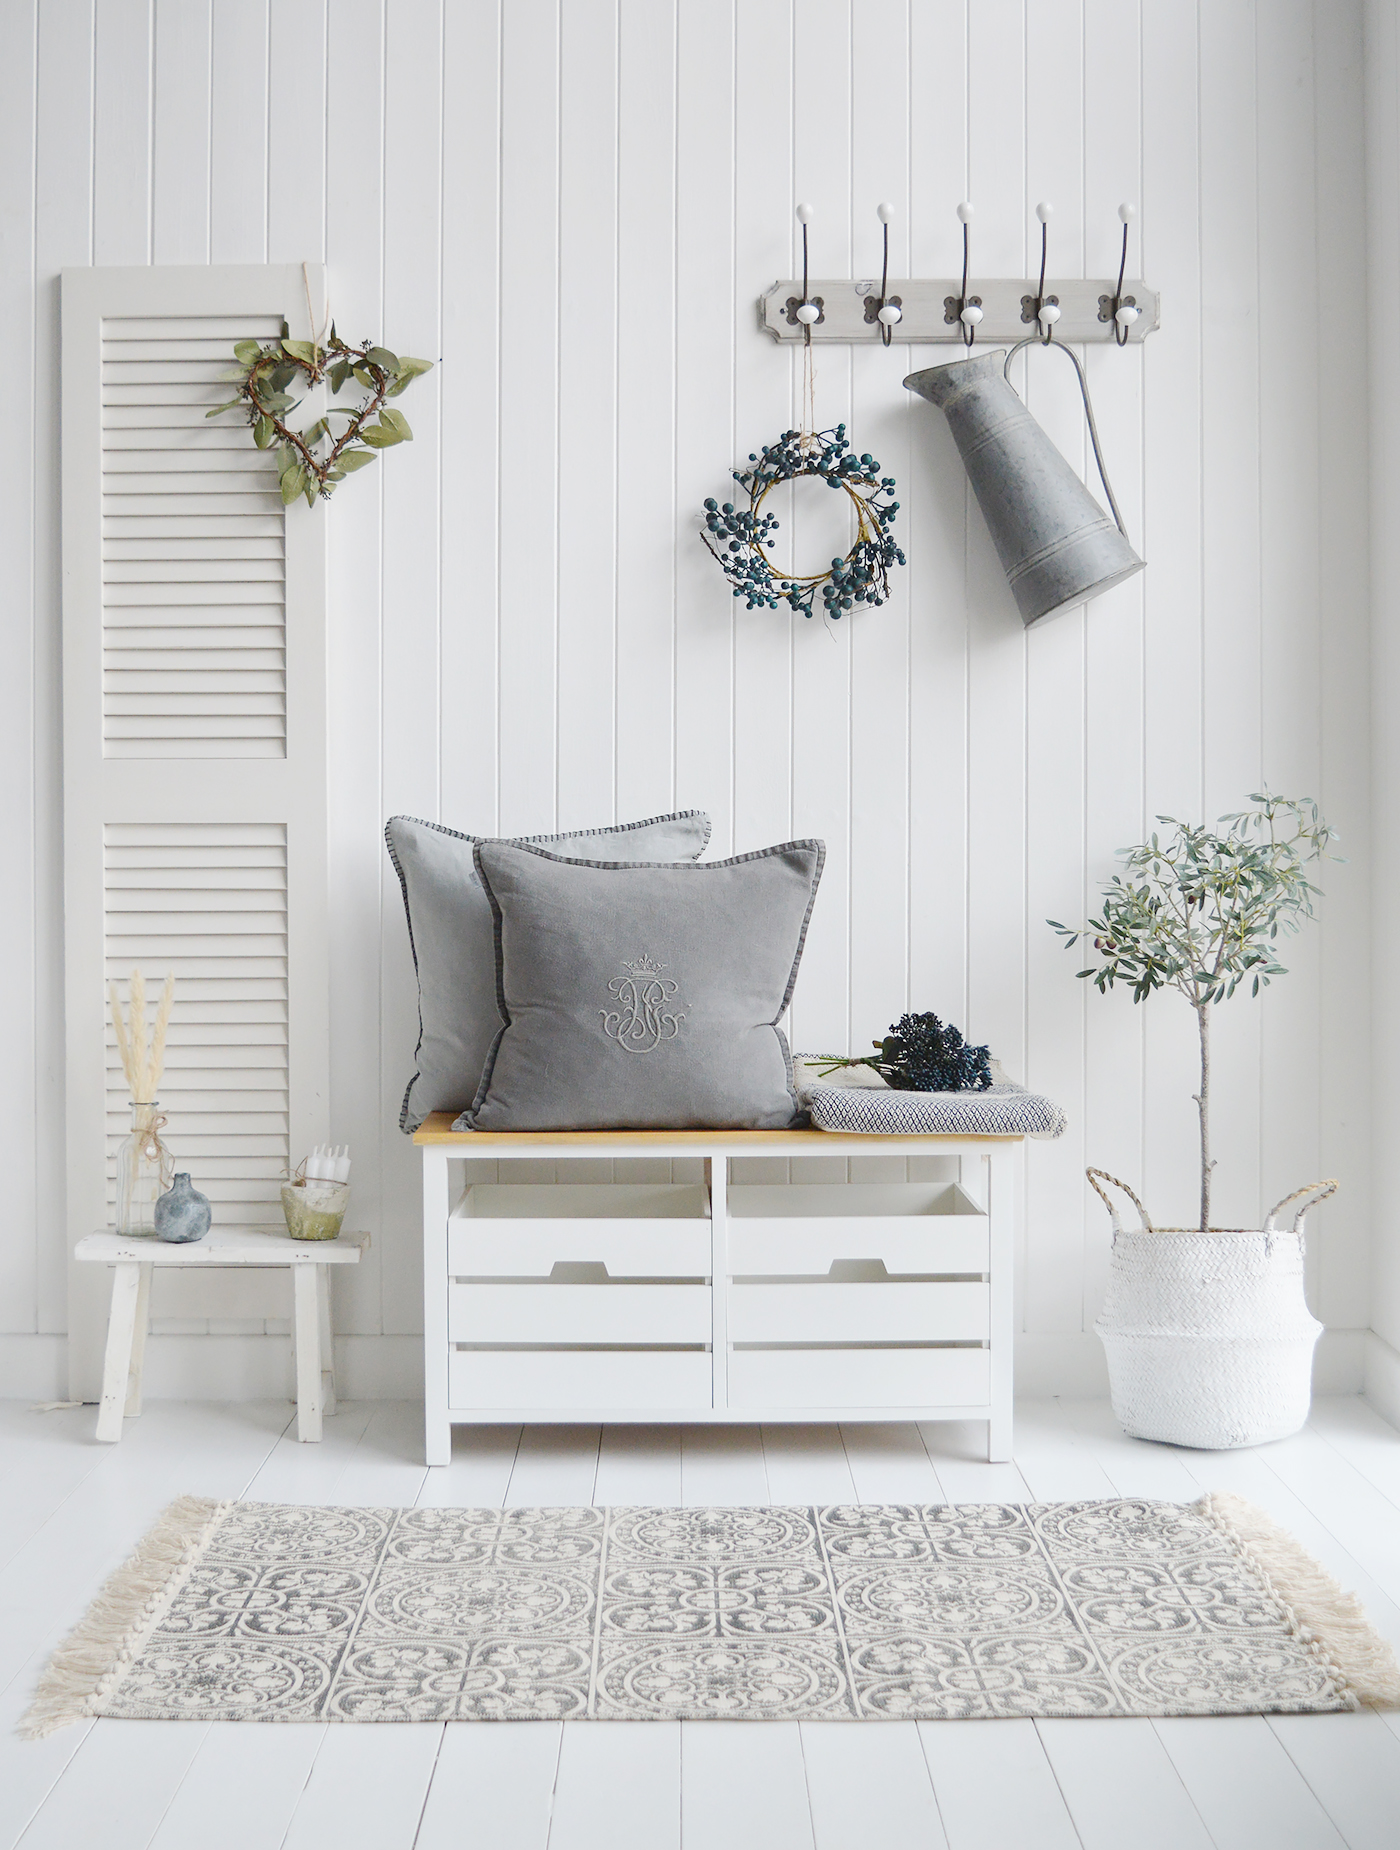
[415,1116,1022,1466]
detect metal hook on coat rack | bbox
[786,205,824,335]
[1101,203,1141,345]
[864,204,903,345]
[1024,203,1062,343]
[944,202,983,347]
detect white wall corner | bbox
[1364,1327,1400,1426]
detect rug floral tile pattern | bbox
[96,1499,1351,1722]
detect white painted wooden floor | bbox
[5,1398,1400,1850]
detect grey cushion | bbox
[458,838,825,1132]
[793,1057,1067,1139]
[386,811,711,1130]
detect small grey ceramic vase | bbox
[154,1173,211,1244]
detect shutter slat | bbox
[103,820,290,1217]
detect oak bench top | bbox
[411,1112,1022,1153]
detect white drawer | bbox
[450,1347,712,1412]
[726,1184,987,1275]
[728,1280,988,1344]
[449,1281,711,1345]
[449,1183,710,1279]
[727,1346,990,1411]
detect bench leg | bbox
[293,1265,323,1442]
[317,1265,337,1417]
[97,1263,142,1443]
[124,1263,152,1418]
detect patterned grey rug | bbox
[23,1492,1400,1733]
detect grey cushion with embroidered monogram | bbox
[386,811,711,1131]
[458,838,825,1132]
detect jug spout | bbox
[905,351,1143,627]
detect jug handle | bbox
[1086,1167,1154,1238]
[1003,337,1132,540]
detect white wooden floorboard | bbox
[1309,1399,1400,1514]
[1026,1398,1205,1502]
[799,1720,948,1850]
[592,1425,683,1505]
[680,1719,815,1850]
[1266,1712,1400,1850]
[279,1722,443,1850]
[1244,1425,1400,1607]
[241,1399,378,1505]
[414,1425,521,1508]
[1003,1401,1123,1502]
[145,1720,326,1850]
[1153,1715,1348,1849]
[0,1404,114,1573]
[915,1716,1082,1850]
[319,1400,432,1507]
[0,1656,94,1850]
[548,1721,681,1850]
[759,1425,857,1506]
[1036,1717,1213,1850]
[13,1718,212,1850]
[838,1421,944,1504]
[505,1427,602,1507]
[917,1419,1034,1504]
[680,1425,770,1505]
[413,1722,561,1850]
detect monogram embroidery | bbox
[601,954,687,1055]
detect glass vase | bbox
[115,1101,173,1236]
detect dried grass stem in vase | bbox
[110,969,176,1235]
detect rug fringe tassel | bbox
[1196,1491,1400,1709]
[19,1493,231,1739]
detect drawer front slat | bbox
[449,1281,711,1345]
[448,1224,711,1278]
[727,1347,990,1410]
[729,1280,988,1343]
[450,1348,712,1411]
[728,1219,989,1276]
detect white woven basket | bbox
[1090,1169,1337,1450]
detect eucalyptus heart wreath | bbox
[700,423,904,618]
[207,328,433,507]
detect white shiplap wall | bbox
[0,0,1373,1399]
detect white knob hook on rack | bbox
[786,203,824,333]
[1028,201,1059,344]
[949,201,981,347]
[1106,202,1139,345]
[866,202,903,345]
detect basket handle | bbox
[1086,1168,1154,1236]
[1263,1178,1339,1238]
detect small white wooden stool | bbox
[74,1227,366,1444]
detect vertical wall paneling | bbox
[209,0,269,265]
[1079,0,1146,1330]
[34,0,96,1340]
[379,0,443,1337]
[325,0,385,1346]
[151,0,211,264]
[62,264,330,1397]
[1139,0,1208,1230]
[0,4,39,1339]
[2,1,1377,1398]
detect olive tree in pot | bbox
[1050,792,1339,1449]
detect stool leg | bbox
[317,1266,337,1416]
[124,1263,152,1417]
[97,1264,141,1443]
[293,1265,323,1442]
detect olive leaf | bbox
[282,338,317,364]
[281,466,307,504]
[336,449,377,473]
[253,415,275,448]
[365,346,399,372]
[379,407,412,440]
[234,339,263,364]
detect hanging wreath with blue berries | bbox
[700,424,905,619]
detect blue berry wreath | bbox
[701,424,905,618]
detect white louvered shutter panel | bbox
[63,266,330,1398]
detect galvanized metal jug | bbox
[904,345,1144,627]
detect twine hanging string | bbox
[301,261,331,350]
